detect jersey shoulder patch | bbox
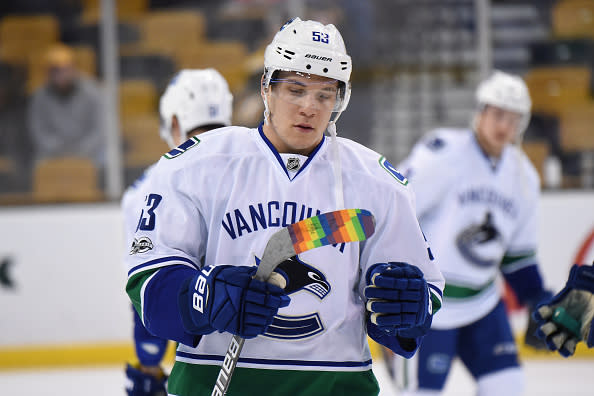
[422,128,468,152]
[378,156,408,186]
[333,137,409,187]
[163,136,201,159]
[424,136,447,151]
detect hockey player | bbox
[393,71,551,396]
[533,263,594,357]
[125,18,444,396]
[122,69,233,396]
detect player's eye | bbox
[316,92,332,101]
[288,87,305,96]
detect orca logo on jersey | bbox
[268,255,331,299]
[455,212,504,268]
[255,255,330,340]
[129,236,154,255]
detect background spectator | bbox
[27,44,105,168]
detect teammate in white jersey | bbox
[393,71,551,396]
[122,69,233,396]
[124,18,444,396]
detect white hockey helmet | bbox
[159,68,233,148]
[263,17,352,115]
[475,70,532,136]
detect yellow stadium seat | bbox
[121,114,168,167]
[174,41,249,93]
[119,80,158,118]
[33,157,103,203]
[81,0,148,23]
[559,104,594,151]
[553,0,594,38]
[0,15,59,64]
[138,11,206,54]
[522,141,550,184]
[524,66,592,115]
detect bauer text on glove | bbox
[178,265,290,339]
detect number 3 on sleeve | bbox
[136,193,163,231]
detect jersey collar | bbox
[471,132,506,173]
[257,122,326,180]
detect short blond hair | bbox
[45,44,75,68]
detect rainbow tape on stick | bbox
[288,209,375,254]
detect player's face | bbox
[475,105,522,157]
[48,64,76,93]
[262,71,338,155]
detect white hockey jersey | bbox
[399,128,540,329]
[125,125,444,377]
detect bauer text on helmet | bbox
[159,68,233,148]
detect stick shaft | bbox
[210,228,294,395]
[210,336,245,396]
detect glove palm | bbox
[533,264,594,357]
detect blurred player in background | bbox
[122,68,233,396]
[533,262,594,357]
[124,18,444,396]
[393,71,551,396]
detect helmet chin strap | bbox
[263,95,271,125]
[328,117,345,209]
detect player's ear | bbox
[260,74,269,99]
[171,115,182,145]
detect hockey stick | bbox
[211,208,376,396]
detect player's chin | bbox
[287,137,320,154]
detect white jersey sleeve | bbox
[501,149,541,270]
[126,154,208,278]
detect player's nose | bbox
[299,94,318,116]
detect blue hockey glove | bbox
[125,363,167,396]
[533,264,594,357]
[364,262,432,339]
[179,265,290,339]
